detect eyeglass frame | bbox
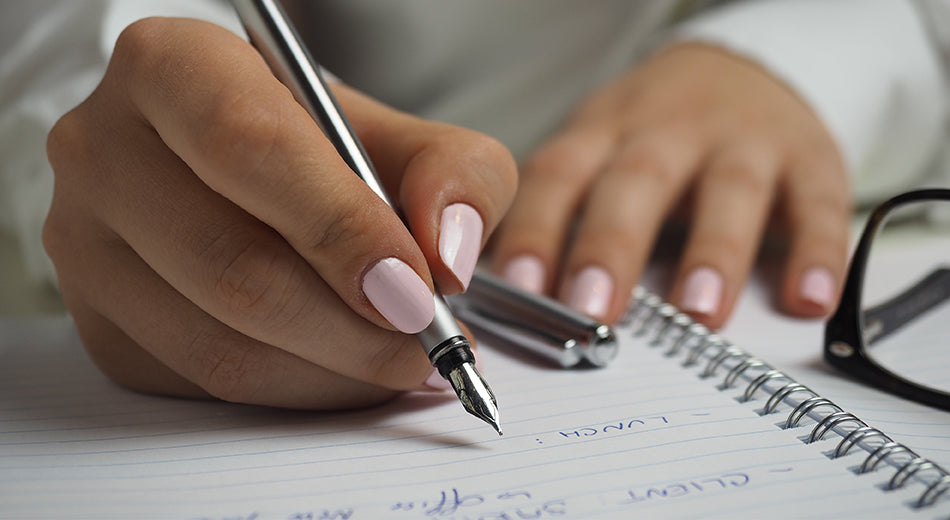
[824,188,950,412]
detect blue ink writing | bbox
[621,472,750,505]
[557,416,668,439]
[392,488,567,519]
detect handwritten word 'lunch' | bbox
[555,416,669,440]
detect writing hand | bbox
[492,43,850,328]
[43,18,516,408]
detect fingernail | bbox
[439,203,483,290]
[567,265,613,318]
[681,266,723,316]
[502,254,545,293]
[423,368,453,392]
[362,257,434,334]
[800,266,835,309]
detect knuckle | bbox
[430,128,519,193]
[114,17,289,183]
[524,136,600,185]
[197,85,286,182]
[595,225,648,255]
[691,230,750,263]
[46,105,104,189]
[187,332,267,403]
[707,156,773,199]
[467,133,519,193]
[41,190,95,272]
[462,131,517,171]
[611,145,679,192]
[793,133,844,167]
[46,109,88,173]
[787,185,851,232]
[790,200,850,247]
[300,196,368,255]
[802,228,848,256]
[714,232,748,259]
[112,17,176,82]
[206,230,299,325]
[41,209,67,262]
[808,191,851,221]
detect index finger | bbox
[110,17,434,333]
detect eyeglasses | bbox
[825,189,950,412]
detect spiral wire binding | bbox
[666,322,707,357]
[834,426,891,458]
[860,442,915,474]
[785,396,841,429]
[742,370,788,402]
[763,383,812,416]
[808,411,865,444]
[888,458,938,491]
[626,287,950,510]
[722,358,769,391]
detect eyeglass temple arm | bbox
[862,266,950,345]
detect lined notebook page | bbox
[2,316,945,520]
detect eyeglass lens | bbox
[860,199,950,394]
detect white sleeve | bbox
[0,0,242,282]
[671,0,949,205]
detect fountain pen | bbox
[231,0,501,434]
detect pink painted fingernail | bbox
[566,266,613,319]
[502,255,545,293]
[362,257,434,334]
[800,266,835,309]
[439,203,483,290]
[423,368,453,391]
[681,267,723,317]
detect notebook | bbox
[2,281,949,520]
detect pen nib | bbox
[447,362,502,435]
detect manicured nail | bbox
[362,257,434,334]
[800,266,835,309]
[502,255,545,293]
[681,266,723,317]
[423,368,453,391]
[439,203,483,290]
[566,265,613,318]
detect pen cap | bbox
[451,271,618,367]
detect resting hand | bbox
[492,43,850,328]
[44,18,516,409]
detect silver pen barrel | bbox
[230,0,390,205]
[231,0,501,434]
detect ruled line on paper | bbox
[3,315,948,519]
